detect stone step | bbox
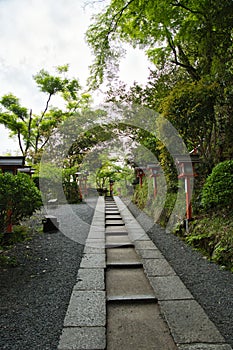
[106,225,127,233]
[107,302,177,350]
[105,214,122,220]
[106,247,141,265]
[105,219,125,226]
[105,210,120,214]
[106,267,156,300]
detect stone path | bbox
[57,196,232,350]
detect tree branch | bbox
[170,1,206,18]
[106,0,136,35]
[25,109,33,153]
[38,93,53,125]
[17,130,25,156]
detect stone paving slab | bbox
[134,240,156,250]
[106,225,127,233]
[106,235,131,245]
[177,344,232,350]
[74,268,105,291]
[87,231,105,239]
[107,302,177,350]
[137,248,164,259]
[80,253,106,268]
[128,231,150,241]
[83,245,105,254]
[143,258,176,276]
[127,224,144,230]
[149,275,193,300]
[105,219,125,225]
[105,211,120,216]
[64,290,106,327]
[160,299,226,344]
[106,267,155,299]
[85,239,105,249]
[58,327,106,350]
[107,247,141,265]
[105,214,122,219]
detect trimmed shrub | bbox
[201,160,233,211]
[0,172,42,233]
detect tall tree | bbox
[0,65,91,163]
[87,0,233,169]
[86,0,233,88]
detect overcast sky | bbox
[0,0,151,154]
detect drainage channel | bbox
[104,196,177,350]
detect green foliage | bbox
[95,157,129,191]
[87,0,233,170]
[87,0,233,87]
[85,0,233,272]
[0,65,89,163]
[62,167,82,204]
[184,212,233,272]
[201,160,233,211]
[0,225,31,246]
[132,181,149,210]
[0,172,42,233]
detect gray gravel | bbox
[0,197,97,350]
[126,200,233,349]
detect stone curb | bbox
[58,196,106,350]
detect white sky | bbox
[0,0,151,154]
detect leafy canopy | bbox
[0,65,91,163]
[86,0,233,88]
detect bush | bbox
[0,172,42,233]
[201,160,233,211]
[185,211,233,272]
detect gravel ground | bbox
[0,197,97,350]
[125,199,233,349]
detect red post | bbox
[153,176,157,199]
[79,179,83,201]
[139,174,143,187]
[6,208,13,233]
[185,177,192,220]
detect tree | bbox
[86,0,233,88]
[95,157,130,192]
[87,0,233,171]
[0,65,91,163]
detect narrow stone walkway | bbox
[58,196,232,350]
